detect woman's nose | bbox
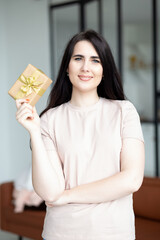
[81,60,89,72]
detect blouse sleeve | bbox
[40,111,57,151]
[121,101,144,142]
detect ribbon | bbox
[15,71,43,99]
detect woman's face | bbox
[68,40,103,94]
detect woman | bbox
[16,30,145,240]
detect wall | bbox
[0,0,51,183]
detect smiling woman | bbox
[15,30,144,240]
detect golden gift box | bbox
[8,64,52,106]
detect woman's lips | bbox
[78,75,93,81]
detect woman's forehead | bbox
[72,40,99,56]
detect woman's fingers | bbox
[16,102,33,115]
[16,103,33,120]
[16,99,30,109]
[16,100,38,117]
[45,201,54,207]
[16,99,35,125]
[32,106,37,114]
[15,98,40,133]
[16,110,33,122]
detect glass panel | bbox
[85,1,98,31]
[122,0,153,121]
[51,5,79,80]
[122,0,154,176]
[102,0,117,64]
[143,124,155,177]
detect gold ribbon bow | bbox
[15,71,43,99]
[19,74,42,96]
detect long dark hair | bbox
[40,30,125,117]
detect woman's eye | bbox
[92,59,100,63]
[74,57,82,61]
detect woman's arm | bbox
[30,131,65,202]
[48,138,144,206]
[16,99,65,202]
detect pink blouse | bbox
[41,98,144,240]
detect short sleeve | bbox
[121,101,144,142]
[40,112,57,151]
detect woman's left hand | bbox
[45,190,69,207]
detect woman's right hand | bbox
[16,99,41,135]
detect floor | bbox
[0,230,32,240]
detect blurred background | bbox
[0,0,160,239]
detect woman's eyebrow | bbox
[72,54,100,59]
[72,54,84,58]
[90,56,100,59]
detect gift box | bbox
[8,64,52,106]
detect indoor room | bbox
[0,0,160,239]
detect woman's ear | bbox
[66,68,69,76]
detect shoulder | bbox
[101,98,137,114]
[40,102,68,129]
[41,103,68,120]
[120,100,140,120]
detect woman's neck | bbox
[70,90,99,107]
